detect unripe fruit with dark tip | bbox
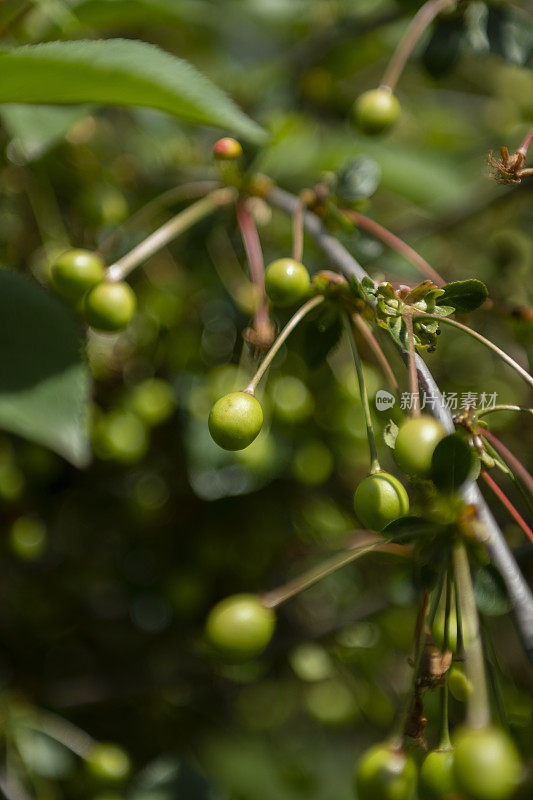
[419,749,457,800]
[393,415,447,478]
[84,281,137,332]
[453,726,522,800]
[208,391,263,450]
[213,137,243,160]
[50,249,105,304]
[264,258,311,307]
[353,471,409,531]
[206,593,275,661]
[355,744,417,800]
[354,89,401,135]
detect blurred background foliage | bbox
[0,0,532,798]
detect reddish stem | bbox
[518,126,533,157]
[292,201,304,263]
[236,201,273,345]
[482,429,533,498]
[343,209,445,287]
[481,470,533,545]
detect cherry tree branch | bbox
[266,184,533,664]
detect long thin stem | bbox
[106,188,236,281]
[260,535,383,608]
[477,405,533,419]
[352,313,399,391]
[481,470,533,545]
[388,590,429,748]
[244,295,324,393]
[344,314,381,472]
[438,682,452,750]
[292,200,304,263]
[342,209,445,287]
[416,314,533,391]
[405,315,420,417]
[236,199,274,348]
[453,542,490,729]
[381,0,456,90]
[98,180,221,258]
[20,711,95,758]
[481,429,533,498]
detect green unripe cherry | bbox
[448,664,472,702]
[206,593,275,661]
[353,471,409,531]
[264,258,311,307]
[84,281,137,332]
[208,391,263,450]
[50,249,105,304]
[431,583,458,653]
[86,743,131,784]
[354,88,401,135]
[129,378,175,427]
[355,743,417,800]
[453,726,522,800]
[393,415,447,478]
[419,749,457,800]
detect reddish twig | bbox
[292,201,304,263]
[343,209,445,287]
[236,200,275,349]
[481,470,533,545]
[481,429,533,499]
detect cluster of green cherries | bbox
[49,249,136,332]
[204,258,523,800]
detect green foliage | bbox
[0,39,266,143]
[0,270,91,466]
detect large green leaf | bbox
[0,270,91,467]
[0,39,267,143]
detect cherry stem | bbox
[481,429,533,498]
[19,711,95,758]
[245,295,324,394]
[352,312,399,391]
[260,533,392,608]
[343,313,381,473]
[477,405,533,419]
[481,470,533,545]
[98,180,222,259]
[381,0,456,90]
[342,209,445,287]
[389,590,429,748]
[405,315,421,417]
[518,125,533,157]
[236,199,272,344]
[415,314,533,391]
[453,541,491,730]
[106,187,236,281]
[292,200,304,263]
[438,682,452,750]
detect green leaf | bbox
[437,279,488,313]
[383,419,399,449]
[0,39,267,143]
[336,156,381,202]
[382,516,446,542]
[431,434,474,492]
[0,104,89,161]
[0,270,91,467]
